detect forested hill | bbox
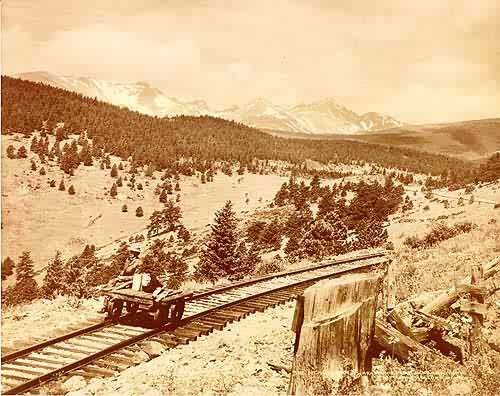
[2,76,470,177]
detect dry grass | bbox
[392,221,500,301]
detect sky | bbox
[2,0,499,123]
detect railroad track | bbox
[1,251,388,394]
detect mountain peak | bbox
[15,71,404,135]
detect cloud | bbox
[3,0,499,123]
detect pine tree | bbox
[176,193,181,203]
[39,167,46,176]
[68,185,76,195]
[31,160,37,171]
[110,183,118,198]
[139,239,168,278]
[136,206,144,217]
[17,145,28,159]
[6,145,16,159]
[13,251,39,303]
[80,143,93,166]
[159,189,168,203]
[30,136,38,153]
[194,201,240,282]
[118,162,124,171]
[174,182,181,191]
[42,251,65,298]
[111,164,118,178]
[1,257,15,280]
[165,252,188,289]
[117,176,123,187]
[59,178,66,191]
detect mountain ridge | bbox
[14,71,403,135]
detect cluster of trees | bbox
[275,175,403,260]
[2,76,474,180]
[1,238,193,306]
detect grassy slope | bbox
[1,134,287,276]
[265,118,500,161]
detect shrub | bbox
[136,206,144,217]
[404,221,475,249]
[423,205,430,211]
[121,204,128,212]
[255,255,286,275]
[68,185,76,195]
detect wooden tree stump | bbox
[288,273,382,396]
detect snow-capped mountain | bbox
[15,71,210,117]
[15,71,403,134]
[215,98,313,134]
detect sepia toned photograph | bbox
[1,1,499,395]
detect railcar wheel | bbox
[172,301,185,322]
[111,301,123,323]
[152,305,168,328]
[125,302,139,314]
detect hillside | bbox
[267,118,500,161]
[15,72,402,135]
[1,76,471,178]
[350,119,500,161]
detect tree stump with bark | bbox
[288,273,382,396]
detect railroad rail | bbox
[1,251,388,395]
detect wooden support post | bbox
[288,273,382,396]
[385,261,396,312]
[468,265,485,353]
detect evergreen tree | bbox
[41,251,65,298]
[17,145,28,159]
[68,185,76,195]
[159,189,168,203]
[176,193,181,202]
[30,136,39,152]
[136,206,144,217]
[117,176,123,187]
[13,251,39,303]
[121,204,128,212]
[118,162,124,171]
[31,160,37,171]
[297,212,348,260]
[1,257,15,281]
[111,164,118,178]
[174,182,181,191]
[39,167,46,175]
[49,179,56,188]
[165,252,188,289]
[59,178,66,191]
[194,201,240,282]
[139,239,168,278]
[80,143,93,166]
[110,183,118,198]
[6,145,16,159]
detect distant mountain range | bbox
[15,71,404,135]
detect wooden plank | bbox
[373,319,434,362]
